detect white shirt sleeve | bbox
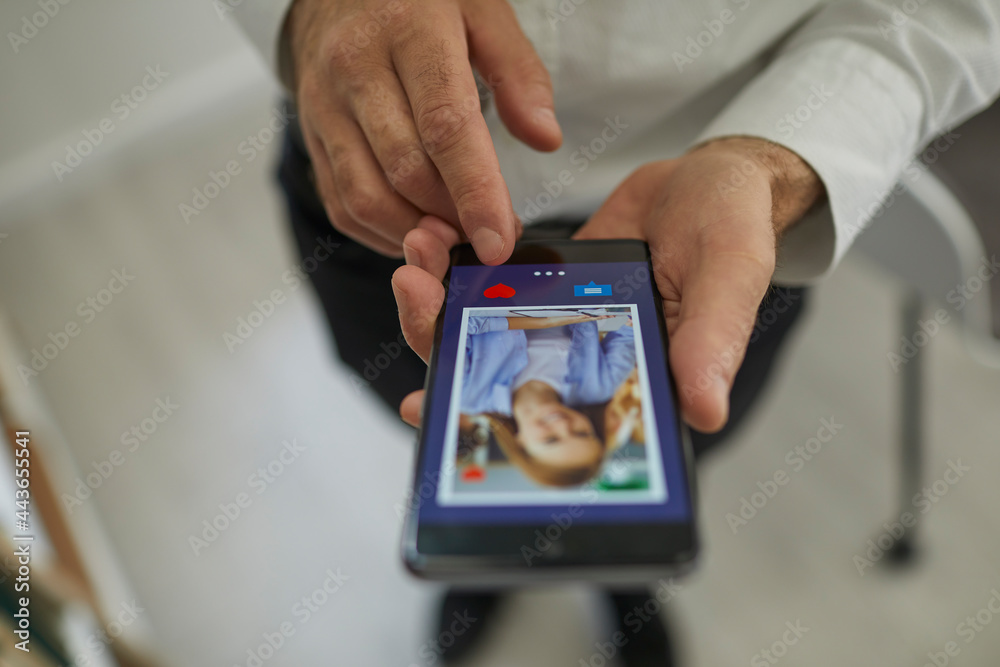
[694,0,1000,284]
[229,0,296,76]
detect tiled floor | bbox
[0,94,998,666]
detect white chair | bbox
[849,164,1000,563]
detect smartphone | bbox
[402,239,698,584]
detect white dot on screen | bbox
[545,271,553,276]
[534,271,541,276]
[558,271,566,276]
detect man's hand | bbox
[391,138,824,432]
[283,0,562,262]
[573,137,823,432]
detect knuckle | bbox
[333,158,384,223]
[416,97,479,155]
[296,72,326,106]
[386,147,435,194]
[450,173,495,215]
[324,206,350,234]
[320,30,362,72]
[341,184,383,223]
[313,184,347,231]
[393,19,447,63]
[356,75,395,108]
[319,29,386,83]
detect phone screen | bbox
[411,241,693,538]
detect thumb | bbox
[667,233,775,432]
[464,1,562,152]
[574,163,670,240]
[391,265,445,363]
[400,390,424,427]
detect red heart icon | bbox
[483,283,515,299]
[462,466,486,482]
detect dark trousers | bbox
[276,120,807,460]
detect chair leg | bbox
[885,290,924,566]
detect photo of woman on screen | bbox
[457,309,638,487]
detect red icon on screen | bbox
[483,283,515,299]
[461,465,485,483]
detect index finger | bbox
[391,11,517,265]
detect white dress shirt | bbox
[513,327,573,396]
[233,0,1000,284]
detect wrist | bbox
[691,136,826,236]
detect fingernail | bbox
[402,242,422,269]
[532,107,559,133]
[713,376,730,422]
[472,228,505,263]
